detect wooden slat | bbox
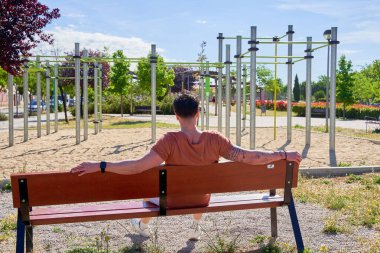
[11,161,298,208]
[29,194,284,226]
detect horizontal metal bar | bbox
[311,44,329,52]
[260,41,328,45]
[243,55,304,59]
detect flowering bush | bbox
[292,102,380,119]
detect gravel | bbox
[1,191,379,253]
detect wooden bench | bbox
[11,160,304,253]
[311,108,327,118]
[364,116,380,133]
[134,105,161,114]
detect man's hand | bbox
[285,151,302,165]
[71,162,100,176]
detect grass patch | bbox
[202,220,240,253]
[292,124,380,140]
[294,173,380,228]
[0,213,17,242]
[49,116,178,130]
[0,112,8,121]
[323,214,348,234]
[338,161,352,167]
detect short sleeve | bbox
[151,134,172,161]
[213,132,233,157]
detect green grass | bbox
[0,213,17,242]
[294,173,380,229]
[322,214,348,234]
[293,124,380,140]
[32,116,178,131]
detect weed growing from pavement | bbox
[294,173,380,229]
[322,213,349,234]
[201,219,240,253]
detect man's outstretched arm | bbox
[71,150,164,176]
[222,145,301,165]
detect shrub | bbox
[0,112,7,121]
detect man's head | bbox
[173,93,199,119]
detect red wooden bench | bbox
[11,160,304,253]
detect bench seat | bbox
[29,194,283,225]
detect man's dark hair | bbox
[173,93,199,118]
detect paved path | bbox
[124,104,370,130]
[0,112,67,132]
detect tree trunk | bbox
[343,104,346,119]
[121,93,123,117]
[130,93,133,115]
[59,85,68,123]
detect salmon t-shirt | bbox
[151,130,233,208]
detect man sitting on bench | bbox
[71,93,301,240]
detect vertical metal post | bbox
[16,210,25,253]
[329,27,338,152]
[36,56,41,138]
[151,44,157,143]
[270,189,278,238]
[217,33,223,132]
[45,61,50,135]
[325,41,330,133]
[54,64,58,133]
[74,43,81,144]
[235,35,242,146]
[242,65,247,131]
[23,59,29,142]
[200,68,205,131]
[274,38,278,140]
[94,62,98,135]
[83,50,88,140]
[249,26,258,149]
[225,45,232,139]
[99,64,103,132]
[305,37,313,146]
[287,25,294,142]
[206,61,210,130]
[8,73,14,147]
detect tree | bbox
[59,49,110,121]
[353,60,380,104]
[0,0,60,75]
[171,67,196,92]
[109,50,131,116]
[264,78,283,101]
[136,54,175,101]
[337,55,355,118]
[257,65,273,88]
[293,74,300,102]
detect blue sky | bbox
[38,0,380,82]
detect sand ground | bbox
[0,126,379,252]
[1,126,379,178]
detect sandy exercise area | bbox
[1,126,379,177]
[0,126,380,252]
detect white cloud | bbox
[275,0,380,18]
[195,19,207,24]
[34,26,164,57]
[339,49,360,55]
[340,30,380,44]
[63,13,86,18]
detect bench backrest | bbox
[11,160,298,208]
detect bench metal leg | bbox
[269,189,278,238]
[26,225,33,253]
[16,209,25,253]
[288,192,304,253]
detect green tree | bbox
[264,78,283,101]
[109,50,131,116]
[353,60,380,104]
[257,65,273,87]
[136,54,175,101]
[293,74,300,102]
[337,55,355,118]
